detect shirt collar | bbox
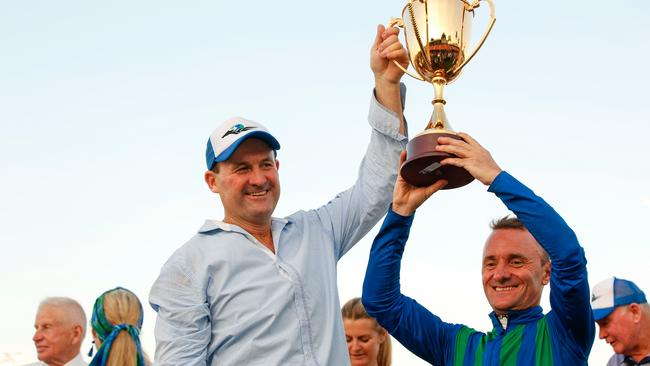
[488,306,544,332]
[63,353,86,366]
[198,217,290,234]
[623,354,650,366]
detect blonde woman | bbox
[88,287,150,366]
[342,297,392,366]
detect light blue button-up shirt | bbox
[149,88,407,365]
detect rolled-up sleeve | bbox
[315,86,409,259]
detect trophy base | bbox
[400,132,475,189]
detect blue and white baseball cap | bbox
[591,277,647,321]
[205,117,281,170]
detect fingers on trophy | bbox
[390,0,496,189]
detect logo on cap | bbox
[222,123,256,138]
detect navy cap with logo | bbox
[205,117,281,170]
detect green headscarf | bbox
[89,287,145,366]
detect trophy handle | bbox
[452,0,496,75]
[388,17,425,82]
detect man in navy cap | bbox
[592,277,650,366]
[149,25,409,365]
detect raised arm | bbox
[437,132,594,356]
[488,172,594,356]
[371,24,408,134]
[310,25,410,258]
[362,152,457,365]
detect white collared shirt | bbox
[23,352,87,366]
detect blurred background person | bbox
[592,277,650,366]
[29,297,87,366]
[87,287,150,366]
[342,297,391,366]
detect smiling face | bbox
[205,138,280,228]
[344,318,386,366]
[32,305,82,365]
[482,228,551,314]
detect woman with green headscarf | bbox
[88,287,151,366]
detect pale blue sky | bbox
[1,1,648,365]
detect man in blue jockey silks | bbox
[362,133,595,365]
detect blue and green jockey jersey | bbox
[362,171,595,366]
[452,313,554,366]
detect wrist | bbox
[391,202,414,217]
[480,168,502,186]
[373,78,402,113]
[374,76,400,91]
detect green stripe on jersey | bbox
[454,326,476,366]
[535,316,553,366]
[499,324,525,366]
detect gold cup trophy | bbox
[391,0,496,188]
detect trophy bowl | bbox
[391,0,495,188]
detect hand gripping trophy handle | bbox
[389,0,496,189]
[388,17,426,82]
[389,0,496,82]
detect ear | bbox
[204,170,220,193]
[275,159,280,171]
[91,329,101,348]
[629,303,642,323]
[377,328,387,344]
[71,324,84,344]
[542,261,551,285]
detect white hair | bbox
[38,297,87,338]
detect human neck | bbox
[628,332,650,363]
[45,352,78,366]
[224,216,274,252]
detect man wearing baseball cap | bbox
[149,25,409,365]
[592,277,650,366]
